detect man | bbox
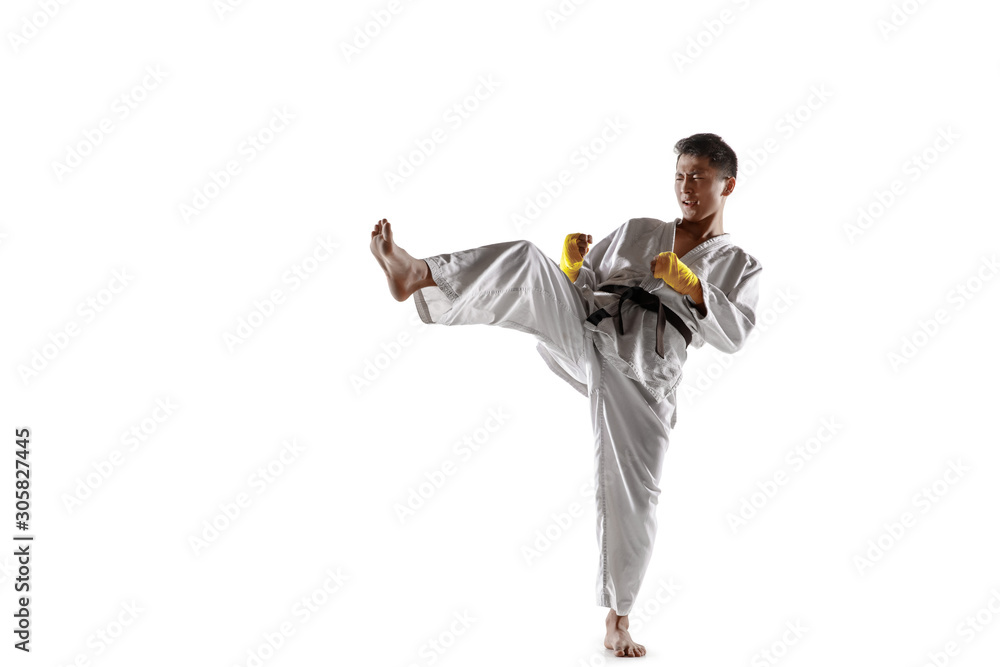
[370,133,762,657]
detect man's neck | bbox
[678,212,725,240]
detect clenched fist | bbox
[651,251,703,303]
[560,233,592,282]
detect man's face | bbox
[674,154,734,223]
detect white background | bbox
[2,0,999,664]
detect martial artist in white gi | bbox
[370,133,762,657]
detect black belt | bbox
[585,284,692,358]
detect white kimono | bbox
[536,216,763,405]
[412,216,762,615]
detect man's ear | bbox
[723,177,736,196]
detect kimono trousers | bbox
[412,216,762,616]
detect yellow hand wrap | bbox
[560,233,587,282]
[653,252,700,297]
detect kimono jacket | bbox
[535,216,763,404]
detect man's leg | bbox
[418,241,586,343]
[370,220,591,369]
[373,218,657,650]
[591,353,677,657]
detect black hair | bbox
[673,133,737,181]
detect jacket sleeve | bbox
[573,221,628,290]
[680,254,763,353]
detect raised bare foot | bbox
[605,609,646,657]
[369,218,434,301]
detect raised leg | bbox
[411,235,592,371]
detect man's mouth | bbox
[682,200,697,206]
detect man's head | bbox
[673,133,737,224]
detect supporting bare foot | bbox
[605,609,646,657]
[369,218,435,301]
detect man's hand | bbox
[651,252,705,307]
[566,233,592,263]
[560,233,592,282]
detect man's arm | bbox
[681,258,761,352]
[651,251,762,353]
